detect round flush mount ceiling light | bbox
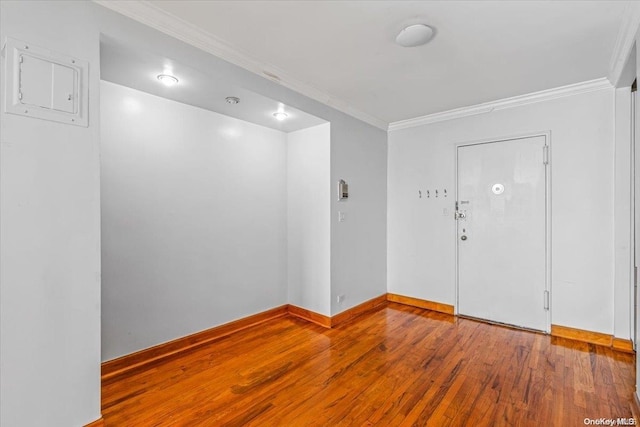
[225,96,240,104]
[273,112,289,121]
[157,74,179,87]
[395,24,434,47]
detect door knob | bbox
[461,235,467,241]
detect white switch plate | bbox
[338,211,346,222]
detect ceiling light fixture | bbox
[395,24,434,47]
[273,112,288,121]
[157,74,179,87]
[225,96,240,104]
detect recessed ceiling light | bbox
[157,74,179,87]
[273,112,288,121]
[395,24,434,47]
[225,96,240,104]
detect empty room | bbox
[1,1,640,426]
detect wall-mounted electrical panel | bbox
[3,37,88,126]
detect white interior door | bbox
[457,135,548,331]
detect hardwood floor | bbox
[102,302,636,426]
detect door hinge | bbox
[635,266,638,286]
[543,145,549,165]
[543,290,550,310]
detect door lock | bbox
[460,235,467,241]
[455,201,467,220]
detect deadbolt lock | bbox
[460,235,468,241]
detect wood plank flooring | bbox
[102,302,636,426]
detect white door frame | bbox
[454,131,552,333]
[632,87,637,349]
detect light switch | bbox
[338,211,346,222]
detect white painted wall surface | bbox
[287,124,331,315]
[0,2,102,426]
[614,86,633,341]
[331,122,388,315]
[101,82,288,360]
[388,88,615,334]
[0,3,389,421]
[95,3,388,320]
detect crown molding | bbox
[388,78,613,132]
[608,2,640,87]
[93,0,388,130]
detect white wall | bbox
[0,2,101,426]
[95,4,388,320]
[101,81,288,360]
[388,87,615,335]
[330,123,388,315]
[614,86,633,341]
[1,2,388,423]
[287,124,331,315]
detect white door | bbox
[457,135,548,331]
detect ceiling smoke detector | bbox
[225,96,240,104]
[395,24,435,47]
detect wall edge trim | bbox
[100,299,634,386]
[387,293,455,314]
[84,417,104,427]
[331,294,388,327]
[388,78,612,131]
[612,337,635,354]
[550,324,627,350]
[608,2,640,86]
[100,295,388,382]
[101,305,289,382]
[288,304,332,328]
